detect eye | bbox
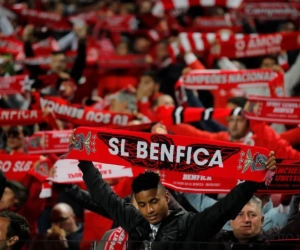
[139,203,145,208]
[151,199,158,204]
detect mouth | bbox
[147,215,158,221]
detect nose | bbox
[241,214,250,222]
[146,204,155,214]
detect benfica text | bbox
[108,138,223,167]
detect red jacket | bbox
[167,122,300,160]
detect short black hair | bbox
[260,55,278,65]
[227,97,248,108]
[0,211,30,250]
[5,181,28,209]
[141,70,160,85]
[132,172,164,194]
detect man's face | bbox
[109,99,129,113]
[7,128,24,151]
[138,76,156,98]
[0,217,9,250]
[51,210,75,236]
[230,203,264,242]
[135,188,170,225]
[50,54,67,73]
[0,188,16,211]
[227,115,249,140]
[260,58,276,69]
[157,95,175,108]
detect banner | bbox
[211,32,300,58]
[97,55,149,69]
[152,0,242,17]
[0,75,34,94]
[181,69,279,90]
[0,154,51,182]
[27,130,72,154]
[38,96,135,126]
[238,2,300,20]
[0,36,23,55]
[244,96,300,124]
[62,127,273,183]
[51,159,300,194]
[193,16,242,33]
[0,110,47,125]
[49,159,134,183]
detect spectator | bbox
[0,211,30,250]
[73,130,276,250]
[209,196,300,250]
[0,181,28,212]
[49,203,83,250]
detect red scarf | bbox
[26,130,72,154]
[62,127,274,184]
[0,154,51,182]
[32,94,135,127]
[238,2,300,21]
[152,0,242,16]
[244,96,300,124]
[104,227,128,250]
[0,110,49,125]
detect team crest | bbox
[242,149,267,173]
[29,136,43,148]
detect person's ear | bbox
[165,191,170,203]
[261,216,264,225]
[6,236,19,247]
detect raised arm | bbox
[78,160,144,232]
[63,184,112,219]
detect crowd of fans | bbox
[0,0,300,249]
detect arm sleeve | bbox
[280,127,300,146]
[64,184,113,219]
[287,195,300,223]
[284,52,300,97]
[23,41,45,77]
[185,90,228,132]
[78,160,143,232]
[70,38,86,83]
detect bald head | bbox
[50,203,74,223]
[50,203,77,235]
[153,95,175,110]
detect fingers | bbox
[265,151,276,170]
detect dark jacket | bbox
[63,183,185,229]
[0,170,6,199]
[78,160,260,250]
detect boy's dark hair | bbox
[141,70,160,85]
[227,97,248,108]
[132,172,164,194]
[5,181,28,209]
[0,211,30,250]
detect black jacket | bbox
[78,160,260,250]
[0,171,6,200]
